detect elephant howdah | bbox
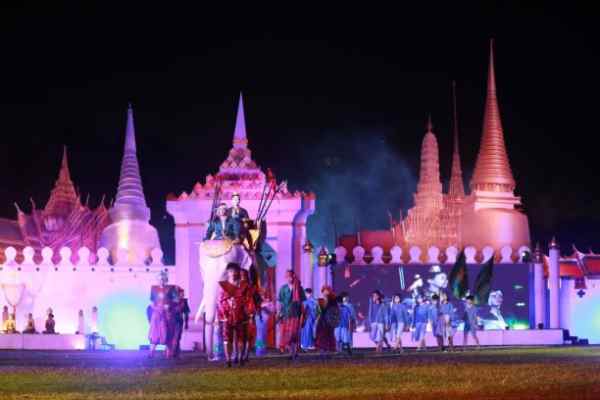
[200,239,234,258]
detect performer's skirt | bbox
[391,322,405,342]
[148,309,168,345]
[435,315,455,339]
[412,322,427,342]
[222,321,246,344]
[370,322,385,343]
[300,318,317,349]
[315,319,336,352]
[280,316,301,348]
[334,327,353,346]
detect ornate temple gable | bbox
[14,147,110,253]
[172,94,315,202]
[43,146,79,219]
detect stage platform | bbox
[0,334,86,350]
[181,329,564,351]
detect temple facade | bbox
[166,94,316,318]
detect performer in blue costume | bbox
[390,293,410,353]
[335,292,356,355]
[300,288,319,351]
[437,292,457,352]
[368,290,390,353]
[204,203,236,240]
[462,295,481,350]
[429,294,442,351]
[228,192,250,240]
[412,295,429,351]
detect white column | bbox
[533,246,546,329]
[300,247,313,291]
[317,265,327,298]
[548,240,560,329]
[275,224,294,296]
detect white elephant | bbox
[194,239,252,359]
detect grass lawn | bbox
[0,347,599,399]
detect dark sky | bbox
[1,4,598,261]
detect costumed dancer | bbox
[148,271,176,358]
[315,285,339,355]
[277,270,306,360]
[412,295,429,351]
[255,289,274,357]
[462,295,481,350]
[335,292,356,355]
[438,292,457,352]
[240,269,259,363]
[368,290,390,353]
[429,294,443,351]
[300,288,319,351]
[169,287,190,359]
[390,293,410,353]
[218,263,254,367]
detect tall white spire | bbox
[101,103,160,259]
[114,103,149,215]
[233,92,248,149]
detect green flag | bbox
[448,250,468,299]
[474,255,494,305]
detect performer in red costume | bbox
[240,269,260,363]
[218,263,255,367]
[149,271,177,358]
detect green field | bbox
[0,347,599,399]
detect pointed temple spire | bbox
[44,146,78,217]
[233,92,248,149]
[415,116,443,208]
[114,104,149,214]
[448,81,466,198]
[470,39,516,192]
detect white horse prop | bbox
[194,238,252,359]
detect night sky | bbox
[1,4,598,261]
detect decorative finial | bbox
[426,114,433,132]
[449,80,466,198]
[232,92,248,149]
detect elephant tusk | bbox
[194,301,205,324]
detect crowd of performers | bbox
[146,263,483,365]
[366,290,481,353]
[146,190,483,365]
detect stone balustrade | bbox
[334,244,532,265]
[0,246,167,269]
